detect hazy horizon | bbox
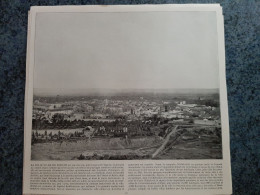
[33,87,219,96]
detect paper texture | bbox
[23,4,232,195]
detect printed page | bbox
[23,4,232,195]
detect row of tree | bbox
[32,113,173,130]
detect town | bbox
[31,92,222,160]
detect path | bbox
[152,125,178,158]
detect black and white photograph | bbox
[31,10,222,161]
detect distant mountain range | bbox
[34,88,219,97]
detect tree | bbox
[32,132,36,144]
[51,113,65,125]
[58,130,61,139]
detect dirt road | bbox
[152,125,178,158]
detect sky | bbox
[34,11,219,92]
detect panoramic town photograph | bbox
[31,11,222,160]
[31,89,222,160]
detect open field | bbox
[31,136,162,160]
[156,125,222,159]
[31,125,221,160]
